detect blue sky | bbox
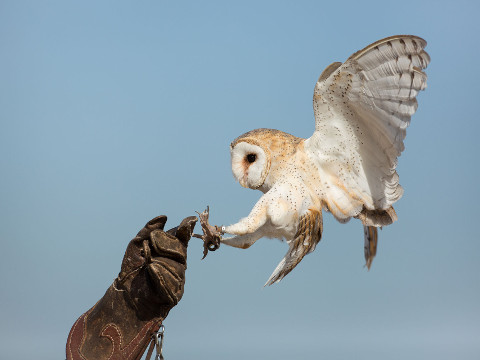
[1,1,479,359]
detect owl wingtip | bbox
[264,275,280,287]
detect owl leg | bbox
[222,196,269,236]
[221,230,264,249]
[219,192,279,248]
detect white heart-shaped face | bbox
[230,141,268,189]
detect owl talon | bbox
[194,206,222,259]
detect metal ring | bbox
[158,325,165,335]
[207,241,219,251]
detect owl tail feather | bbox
[364,225,378,270]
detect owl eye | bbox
[246,153,257,163]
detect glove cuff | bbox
[66,283,164,360]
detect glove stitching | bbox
[67,311,89,360]
[152,259,183,283]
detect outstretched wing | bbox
[265,209,323,286]
[305,35,429,222]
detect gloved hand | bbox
[66,215,197,360]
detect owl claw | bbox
[194,206,222,259]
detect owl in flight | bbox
[217,35,430,285]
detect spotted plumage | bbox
[219,35,430,285]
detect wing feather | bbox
[364,225,378,270]
[265,209,323,286]
[306,35,429,222]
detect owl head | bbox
[230,128,302,191]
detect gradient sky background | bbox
[1,1,479,359]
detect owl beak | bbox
[240,172,254,188]
[239,177,248,188]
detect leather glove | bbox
[66,215,197,360]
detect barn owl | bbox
[218,35,430,286]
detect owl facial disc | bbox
[230,141,269,189]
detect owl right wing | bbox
[305,35,429,223]
[265,208,323,286]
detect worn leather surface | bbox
[66,215,197,360]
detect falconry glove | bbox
[66,215,197,360]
